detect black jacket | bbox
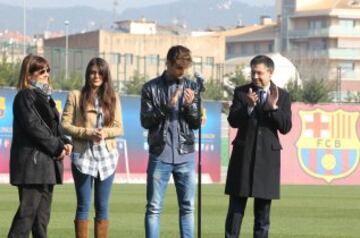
[10,88,70,185]
[225,82,292,199]
[140,72,201,156]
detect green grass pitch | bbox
[1,184,359,237]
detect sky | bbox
[0,0,274,11]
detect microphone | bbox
[194,72,205,93]
[251,83,261,93]
[250,83,263,105]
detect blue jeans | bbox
[72,164,115,220]
[145,159,196,238]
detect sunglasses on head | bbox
[38,67,51,75]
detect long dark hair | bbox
[80,57,116,126]
[17,54,50,89]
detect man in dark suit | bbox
[224,55,292,238]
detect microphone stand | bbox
[195,74,205,238]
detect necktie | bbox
[259,90,267,106]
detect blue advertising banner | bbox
[0,88,222,183]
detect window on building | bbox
[241,46,249,55]
[338,61,355,71]
[193,56,202,64]
[124,53,133,65]
[254,43,260,54]
[145,54,159,65]
[339,19,355,28]
[309,39,327,50]
[109,53,120,64]
[74,51,83,71]
[322,39,327,49]
[338,61,356,79]
[52,48,61,66]
[226,44,234,57]
[309,19,327,29]
[268,43,274,52]
[205,57,214,66]
[193,56,202,72]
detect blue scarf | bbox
[29,80,52,96]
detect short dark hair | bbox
[166,45,192,68]
[250,55,274,72]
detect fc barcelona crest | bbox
[297,109,360,183]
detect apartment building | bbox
[223,16,278,60]
[43,19,225,91]
[222,0,360,95]
[277,0,360,94]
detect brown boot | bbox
[94,219,109,238]
[74,220,88,238]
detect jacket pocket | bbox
[148,131,163,146]
[33,149,53,164]
[182,133,195,145]
[33,149,39,165]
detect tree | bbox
[223,66,249,100]
[284,55,335,103]
[51,71,83,91]
[285,79,303,102]
[302,77,335,103]
[123,71,147,95]
[0,57,20,87]
[203,79,224,101]
[285,77,335,103]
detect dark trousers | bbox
[225,196,271,238]
[8,184,54,238]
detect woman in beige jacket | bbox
[62,57,123,238]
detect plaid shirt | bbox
[72,142,118,181]
[72,98,118,181]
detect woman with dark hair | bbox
[8,54,72,238]
[62,57,123,238]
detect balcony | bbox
[288,26,360,39]
[293,48,360,60]
[328,48,360,60]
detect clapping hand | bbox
[246,88,258,107]
[267,86,279,110]
[183,88,195,106]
